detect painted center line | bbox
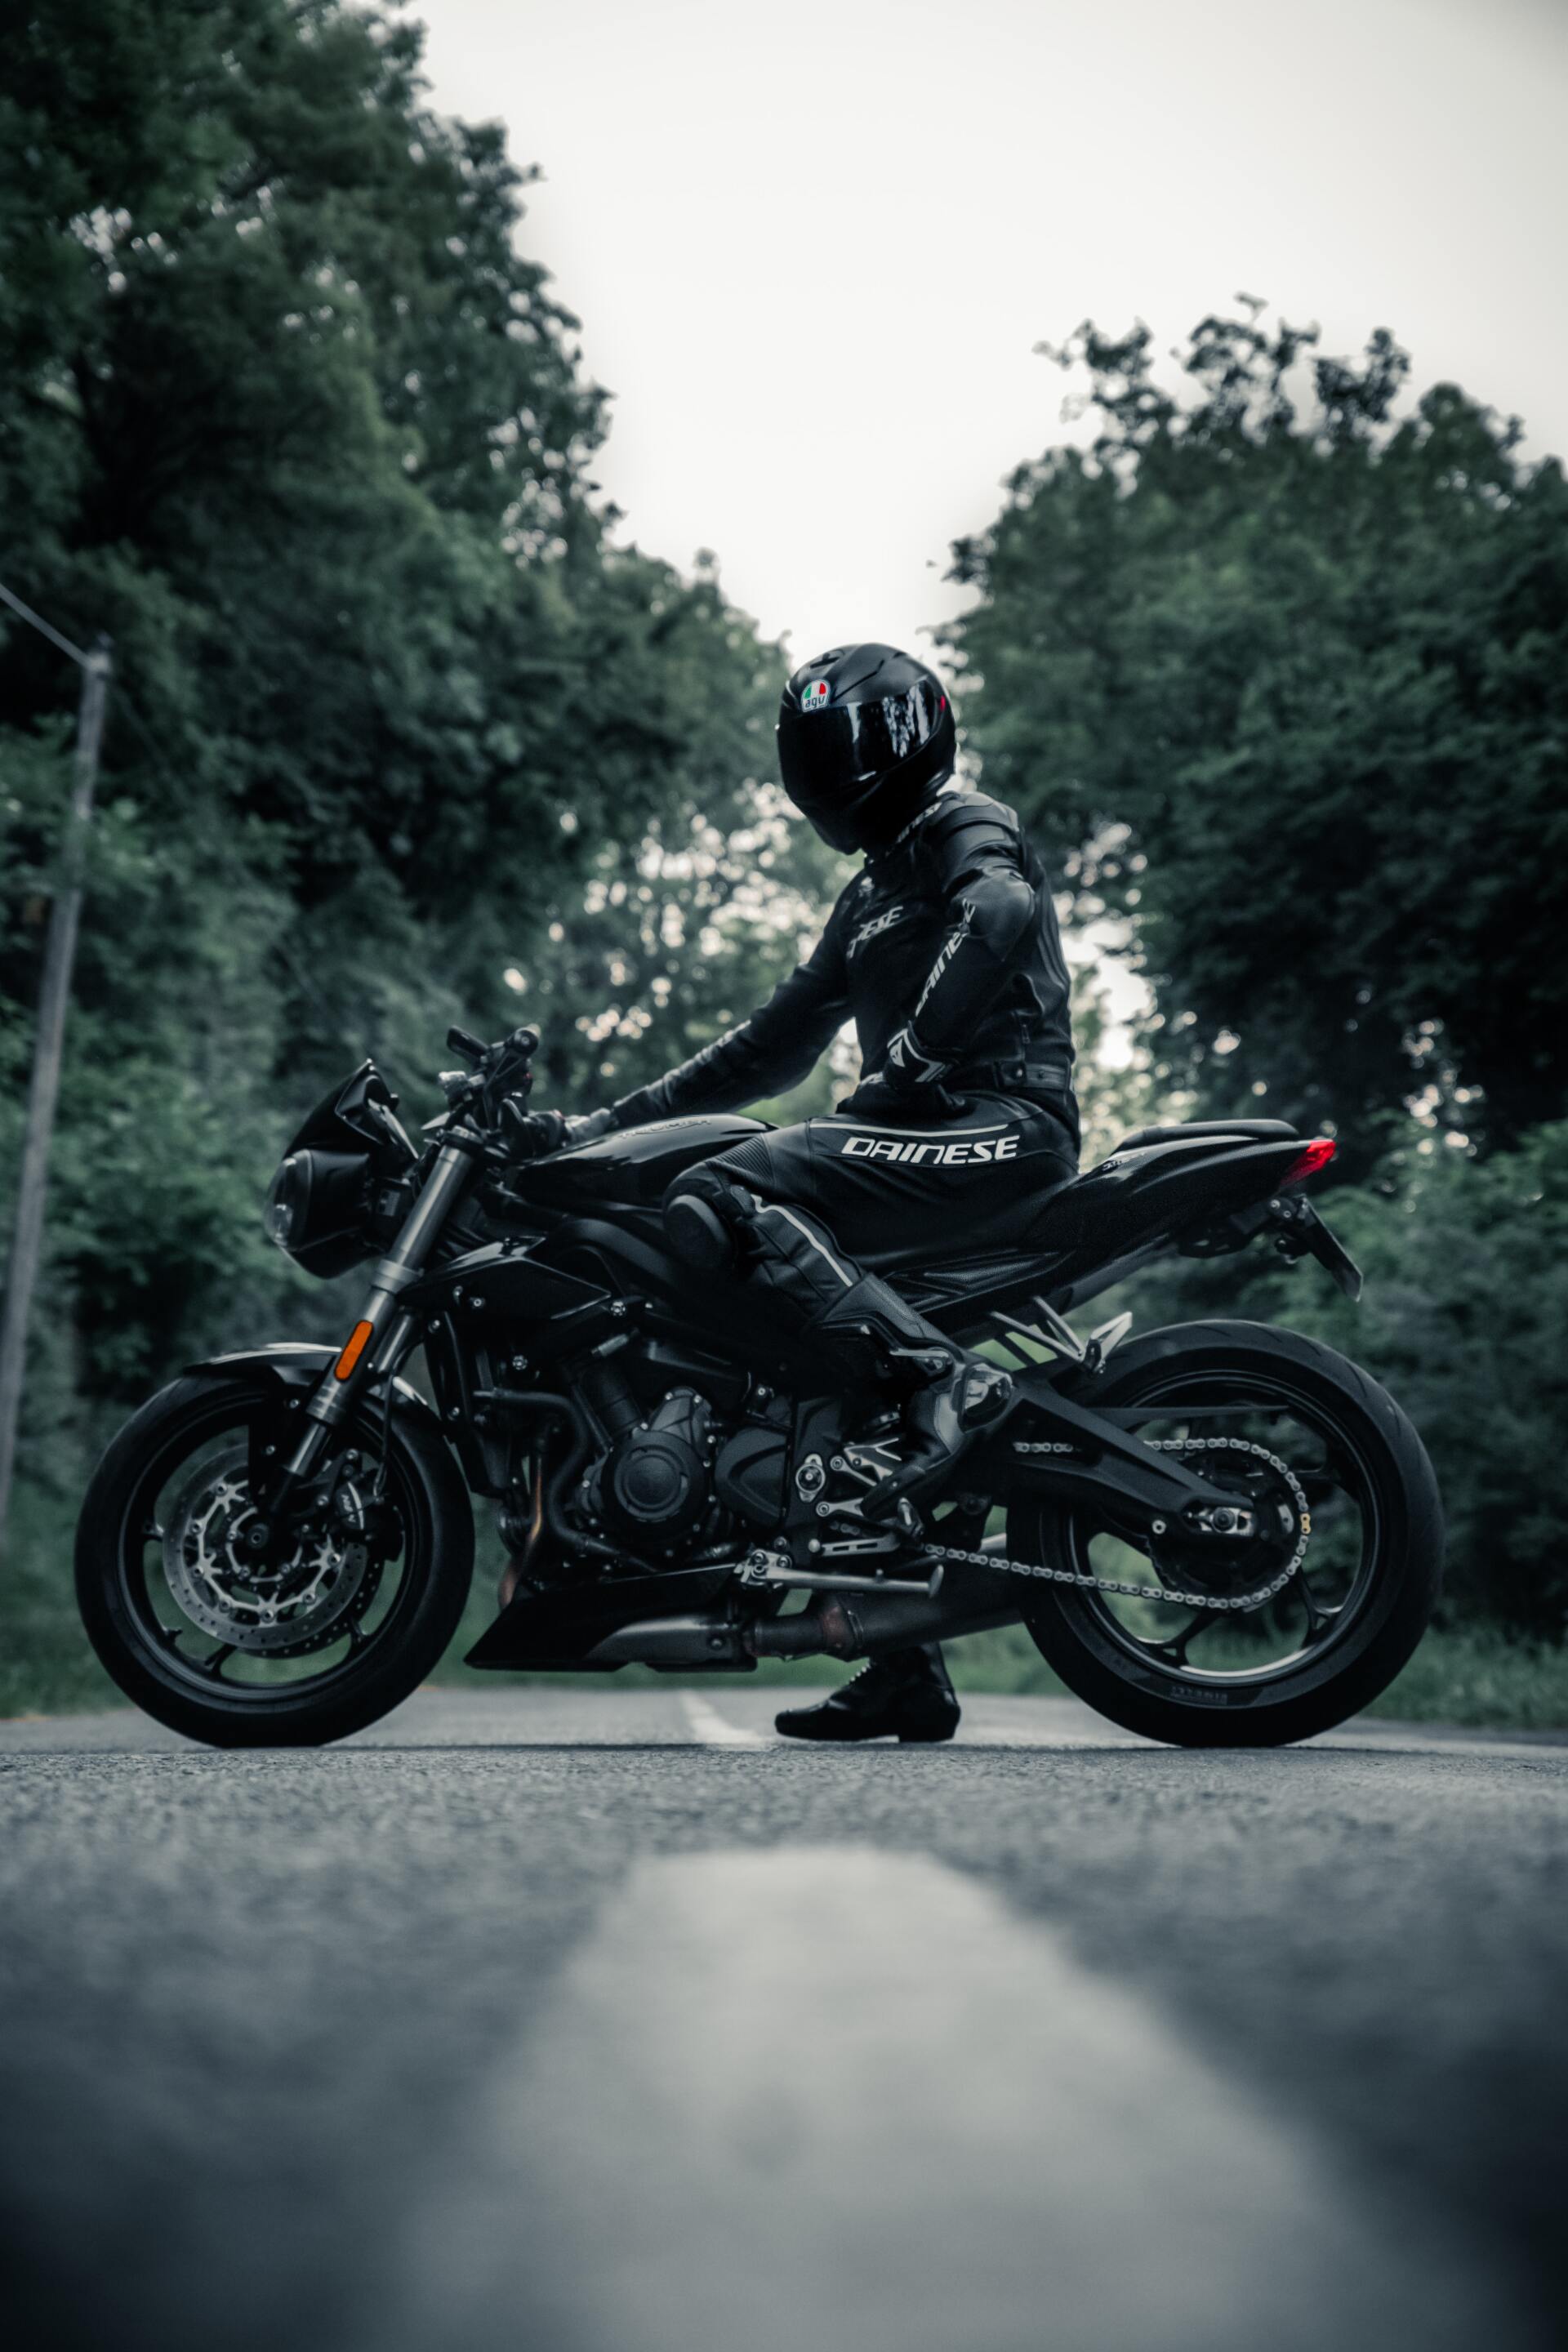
[678,1688,768,1748]
[368,1846,1517,2352]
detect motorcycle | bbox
[76,1022,1443,1748]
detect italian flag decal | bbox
[803,679,831,710]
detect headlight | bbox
[262,1147,375,1279]
[265,1155,307,1251]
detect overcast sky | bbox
[398,0,1567,666]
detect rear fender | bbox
[1035,1135,1316,1285]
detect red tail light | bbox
[1281,1137,1336,1186]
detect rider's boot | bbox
[663,1176,1013,1521]
[810,1276,1013,1522]
[775,1643,959,1744]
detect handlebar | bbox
[435,1022,541,1137]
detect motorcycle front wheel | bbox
[76,1370,474,1748]
[1009,1319,1444,1747]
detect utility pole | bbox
[0,601,114,1558]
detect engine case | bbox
[595,1388,715,1548]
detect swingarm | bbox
[970,1374,1263,1536]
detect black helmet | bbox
[777,644,956,853]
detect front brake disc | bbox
[162,1439,373,1654]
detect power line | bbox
[0,577,91,670]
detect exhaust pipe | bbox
[582,1615,750,1669]
[750,1570,1021,1662]
[581,1562,1024,1671]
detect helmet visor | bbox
[777,678,948,839]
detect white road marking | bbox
[371,1846,1514,2352]
[678,1688,768,1748]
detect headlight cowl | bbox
[264,1147,374,1280]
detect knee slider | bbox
[662,1165,755,1272]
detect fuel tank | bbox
[506,1113,768,1212]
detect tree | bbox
[0,0,808,1466]
[946,305,1568,1162]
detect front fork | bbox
[260,1138,481,1535]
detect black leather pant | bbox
[663,1092,1076,1330]
[662,1094,1076,1689]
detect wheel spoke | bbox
[1148,1606,1220,1667]
[194,1642,235,1678]
[1294,1578,1344,1638]
[1298,1468,1349,1505]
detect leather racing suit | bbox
[606,786,1080,1421]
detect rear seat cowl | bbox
[1109,1119,1298,1155]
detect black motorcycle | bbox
[76,1023,1442,1748]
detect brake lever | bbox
[446,1024,488,1067]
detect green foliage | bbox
[1118,1128,1568,1638]
[1,2,817,1577]
[947,301,1568,1655]
[947,305,1568,1159]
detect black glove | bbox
[499,1103,567,1160]
[835,1074,966,1125]
[501,1102,617,1161]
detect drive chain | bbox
[923,1437,1312,1614]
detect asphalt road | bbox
[2,1687,1565,2352]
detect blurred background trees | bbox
[3,4,1566,1691]
[947,310,1568,1636]
[0,0,823,1654]
[949,308,1568,1163]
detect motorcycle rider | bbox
[537,644,1079,1743]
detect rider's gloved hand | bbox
[837,1044,964,1126]
[500,1105,565,1160]
[501,1103,617,1161]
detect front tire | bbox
[76,1370,474,1748]
[1010,1320,1443,1747]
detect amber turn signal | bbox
[334,1319,375,1380]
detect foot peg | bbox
[861,1361,1013,1522]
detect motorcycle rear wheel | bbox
[1009,1319,1443,1748]
[76,1370,473,1748]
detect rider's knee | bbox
[662,1163,755,1272]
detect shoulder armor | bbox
[921,787,1022,853]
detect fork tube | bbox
[287,1138,479,1466]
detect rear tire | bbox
[76,1370,474,1748]
[1009,1319,1443,1747]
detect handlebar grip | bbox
[446,1025,488,1064]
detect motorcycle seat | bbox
[1109,1117,1298,1153]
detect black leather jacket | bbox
[610,787,1076,1131]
